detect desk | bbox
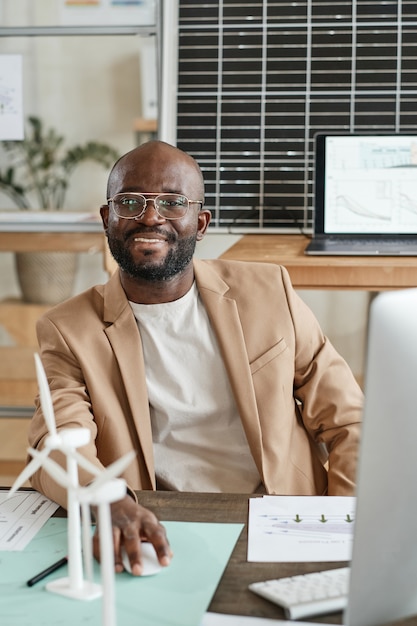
[219,235,417,291]
[135,491,415,626]
[140,491,344,622]
[4,490,416,625]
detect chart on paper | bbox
[248,496,355,562]
[0,489,59,551]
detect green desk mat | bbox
[0,517,243,626]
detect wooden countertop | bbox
[219,234,417,290]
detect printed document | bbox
[248,495,355,562]
[0,489,59,551]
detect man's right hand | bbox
[92,494,172,576]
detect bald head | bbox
[107,140,205,204]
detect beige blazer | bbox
[29,259,362,508]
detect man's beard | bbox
[107,231,197,282]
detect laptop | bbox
[344,287,417,625]
[305,133,417,255]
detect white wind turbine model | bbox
[8,353,135,624]
[30,449,133,626]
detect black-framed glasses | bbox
[107,192,204,221]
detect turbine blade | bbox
[8,448,49,496]
[67,449,102,477]
[34,353,57,437]
[32,450,72,490]
[86,450,136,494]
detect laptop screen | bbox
[314,133,417,236]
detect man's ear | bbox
[196,208,212,241]
[100,204,109,231]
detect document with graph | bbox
[248,495,355,562]
[0,489,59,551]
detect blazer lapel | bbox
[102,272,156,488]
[194,260,264,476]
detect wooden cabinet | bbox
[0,229,110,408]
[0,303,49,408]
[0,301,48,485]
[0,229,111,484]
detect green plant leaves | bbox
[0,116,119,210]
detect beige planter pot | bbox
[15,251,78,305]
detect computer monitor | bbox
[345,288,417,626]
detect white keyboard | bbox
[248,566,350,620]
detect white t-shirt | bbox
[129,283,261,492]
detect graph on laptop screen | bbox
[322,134,417,235]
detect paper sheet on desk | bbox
[0,517,243,626]
[0,490,59,551]
[248,496,355,562]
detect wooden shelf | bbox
[0,230,106,253]
[133,117,157,133]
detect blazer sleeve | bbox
[28,314,108,509]
[282,268,363,495]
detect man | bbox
[29,140,362,575]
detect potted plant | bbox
[0,116,119,305]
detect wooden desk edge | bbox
[219,234,417,290]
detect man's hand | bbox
[92,494,172,576]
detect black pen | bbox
[26,556,68,587]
